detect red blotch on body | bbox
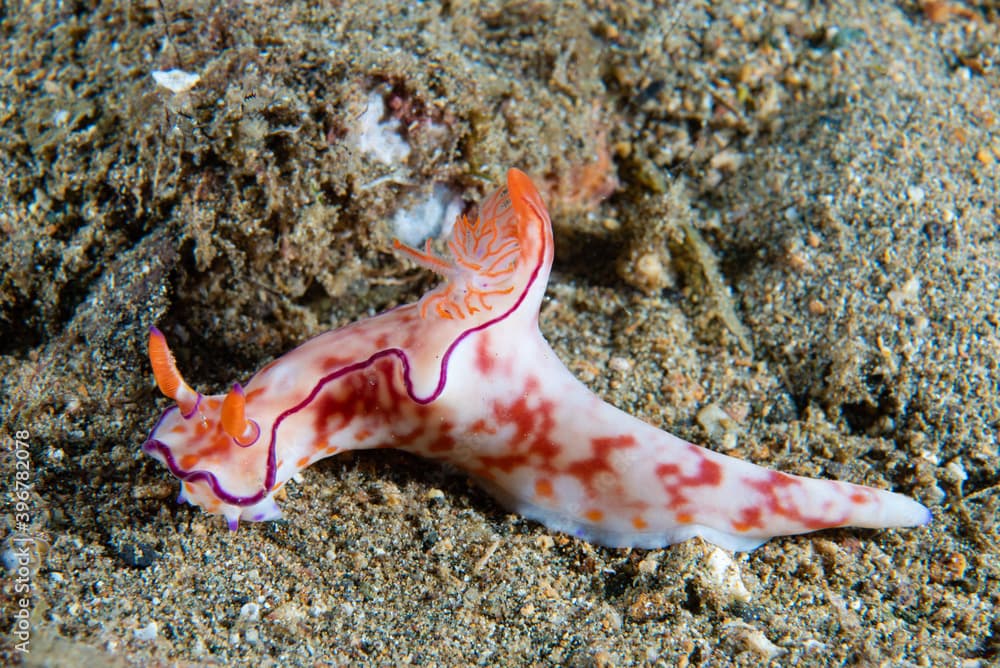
[478,377,559,473]
[731,506,763,533]
[474,332,494,375]
[427,431,456,453]
[322,356,350,373]
[655,446,724,511]
[182,431,242,471]
[310,357,409,448]
[745,471,843,531]
[564,434,637,492]
[469,418,496,435]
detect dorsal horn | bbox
[148,326,201,418]
[221,382,260,447]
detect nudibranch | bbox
[143,168,930,551]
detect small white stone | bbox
[722,622,786,660]
[945,458,967,482]
[134,621,158,641]
[706,547,751,603]
[637,553,659,576]
[239,602,260,621]
[738,625,784,660]
[887,276,920,311]
[906,186,925,205]
[151,69,200,94]
[608,356,633,373]
[697,403,738,448]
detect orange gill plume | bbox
[393,179,522,321]
[148,326,201,417]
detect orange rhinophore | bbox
[148,326,200,418]
[221,383,260,447]
[143,169,930,550]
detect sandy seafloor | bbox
[1,1,998,665]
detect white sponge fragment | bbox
[355,92,411,166]
[392,183,464,247]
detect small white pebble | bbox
[239,602,260,621]
[151,69,200,94]
[706,548,751,603]
[134,621,158,641]
[720,431,738,451]
[906,186,925,205]
[887,276,920,312]
[945,459,967,482]
[802,639,827,652]
[601,604,623,631]
[925,484,946,504]
[723,622,785,660]
[269,601,306,624]
[697,403,738,446]
[637,553,660,576]
[741,626,784,660]
[608,356,633,373]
